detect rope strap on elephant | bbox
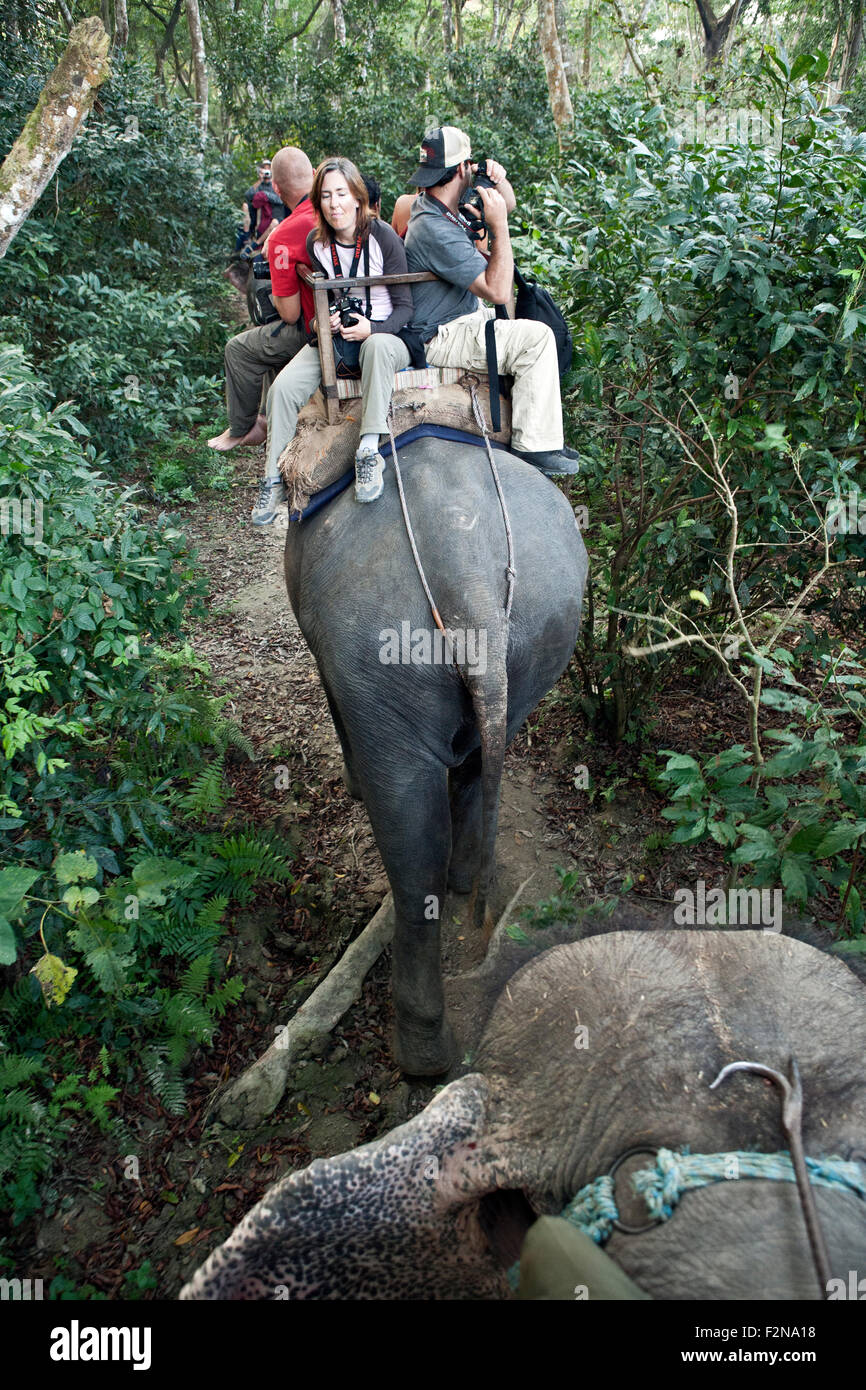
[506,1148,865,1293]
[386,377,516,638]
[564,1148,866,1247]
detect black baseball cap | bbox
[409,126,472,187]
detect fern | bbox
[0,1054,45,1089]
[205,975,245,1018]
[179,753,229,817]
[82,1083,120,1132]
[178,953,213,1000]
[199,832,295,902]
[1,1088,47,1125]
[140,1045,186,1115]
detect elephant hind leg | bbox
[361,762,456,1076]
[448,750,483,894]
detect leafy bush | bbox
[516,57,866,739]
[0,54,234,469]
[227,27,557,214]
[658,650,866,936]
[0,345,293,1225]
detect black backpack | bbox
[511,266,573,379]
[485,266,573,430]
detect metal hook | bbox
[710,1056,833,1298]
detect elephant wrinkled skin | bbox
[181,928,866,1300]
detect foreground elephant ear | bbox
[180,1075,509,1300]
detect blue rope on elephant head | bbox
[505,1148,866,1293]
[564,1148,866,1246]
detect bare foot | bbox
[208,417,267,452]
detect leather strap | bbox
[484,317,501,432]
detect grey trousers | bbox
[224,319,307,437]
[265,333,411,478]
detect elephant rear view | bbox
[283,435,587,1073]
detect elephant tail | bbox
[466,632,508,938]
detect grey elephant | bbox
[181,924,866,1300]
[282,436,587,1075]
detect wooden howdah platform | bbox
[280,264,512,515]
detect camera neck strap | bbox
[327,229,371,320]
[424,192,474,238]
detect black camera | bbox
[459,160,495,242]
[333,290,365,327]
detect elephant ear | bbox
[180,1075,511,1300]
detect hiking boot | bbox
[354,447,385,503]
[251,477,287,525]
[513,445,581,477]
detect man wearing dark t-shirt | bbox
[208,147,315,454]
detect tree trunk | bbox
[554,0,577,82]
[57,0,73,31]
[582,3,592,84]
[442,0,453,52]
[0,17,111,260]
[619,0,652,79]
[454,0,464,47]
[155,0,183,88]
[839,0,864,93]
[183,0,208,138]
[331,0,347,44]
[492,0,501,43]
[538,0,574,135]
[718,0,743,66]
[693,0,744,65]
[609,0,662,102]
[113,0,129,46]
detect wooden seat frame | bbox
[298,264,437,425]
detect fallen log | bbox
[215,893,395,1129]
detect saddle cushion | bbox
[278,375,511,516]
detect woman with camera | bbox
[253,157,414,520]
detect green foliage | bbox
[0,1052,120,1225]
[658,649,866,935]
[226,23,556,215]
[518,67,866,740]
[0,55,233,471]
[0,352,293,1227]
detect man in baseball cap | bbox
[409,125,473,186]
[404,125,579,478]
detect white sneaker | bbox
[251,477,287,525]
[354,447,385,503]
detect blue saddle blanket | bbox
[289,425,503,522]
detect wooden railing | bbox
[298,264,437,424]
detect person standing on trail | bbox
[404,126,580,479]
[208,147,316,455]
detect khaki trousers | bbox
[424,307,563,453]
[224,319,307,437]
[265,333,411,479]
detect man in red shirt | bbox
[208,147,315,468]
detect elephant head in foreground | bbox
[282,436,587,1075]
[181,924,866,1300]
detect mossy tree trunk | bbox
[538,0,574,138]
[0,17,111,260]
[184,0,209,138]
